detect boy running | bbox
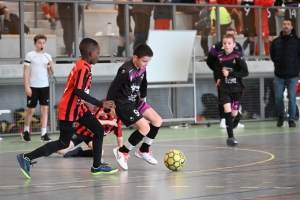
[17,38,118,178]
[216,34,249,146]
[107,44,162,170]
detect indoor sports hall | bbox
[1,0,300,200]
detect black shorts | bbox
[27,87,49,108]
[241,4,256,37]
[115,103,144,127]
[116,14,132,36]
[0,6,7,15]
[220,91,242,111]
[71,133,92,146]
[268,9,277,36]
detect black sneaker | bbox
[63,146,83,158]
[277,117,285,127]
[41,133,52,142]
[226,137,238,147]
[289,120,296,127]
[22,131,31,142]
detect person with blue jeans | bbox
[270,19,300,127]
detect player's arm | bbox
[23,54,32,97]
[74,68,114,108]
[46,54,54,76]
[206,46,217,71]
[106,67,128,101]
[229,56,249,78]
[235,43,244,56]
[140,71,147,99]
[98,119,118,126]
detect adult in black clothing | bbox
[206,28,244,128]
[270,19,300,127]
[57,3,83,57]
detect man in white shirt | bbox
[23,34,54,142]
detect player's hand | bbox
[216,79,221,88]
[48,61,54,68]
[108,121,118,127]
[25,87,32,97]
[222,68,229,77]
[103,100,116,109]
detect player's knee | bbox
[57,139,69,150]
[151,116,162,127]
[139,124,150,135]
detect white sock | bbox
[124,141,134,151]
[143,137,153,145]
[41,128,47,136]
[24,125,30,132]
[45,14,50,19]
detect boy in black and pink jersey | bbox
[216,34,249,146]
[17,38,118,179]
[57,105,123,162]
[107,44,162,171]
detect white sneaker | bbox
[113,147,129,171]
[235,123,245,128]
[220,118,226,129]
[0,137,2,140]
[135,148,158,165]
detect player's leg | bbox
[0,2,10,33]
[17,120,75,178]
[113,104,149,170]
[39,87,51,141]
[231,92,242,129]
[222,92,238,146]
[135,102,162,164]
[57,140,76,155]
[274,75,286,127]
[23,87,38,142]
[78,110,117,174]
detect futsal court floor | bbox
[1,120,300,200]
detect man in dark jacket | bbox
[206,28,244,129]
[270,19,300,127]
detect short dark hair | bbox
[223,34,236,43]
[283,19,293,25]
[226,27,235,32]
[133,44,153,58]
[34,34,47,43]
[79,38,99,55]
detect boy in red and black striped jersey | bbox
[58,106,123,161]
[17,38,118,179]
[216,34,249,146]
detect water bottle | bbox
[107,22,112,35]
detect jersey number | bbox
[133,109,140,117]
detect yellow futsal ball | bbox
[164,149,186,171]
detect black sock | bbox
[224,112,234,138]
[77,149,93,157]
[242,38,250,50]
[24,140,66,160]
[92,133,103,168]
[140,124,160,152]
[117,46,125,56]
[4,19,10,29]
[119,129,144,153]
[249,41,255,56]
[233,112,241,128]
